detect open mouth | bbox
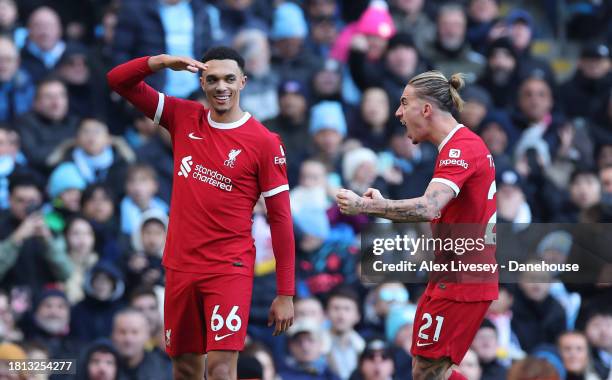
[213,94,231,104]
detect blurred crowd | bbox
[0,0,611,379]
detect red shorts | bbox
[410,295,491,364]
[163,268,252,357]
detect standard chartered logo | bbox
[178,155,193,177]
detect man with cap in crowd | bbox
[22,289,83,360]
[476,37,520,110]
[279,318,340,380]
[350,339,396,380]
[271,2,322,83]
[496,168,532,224]
[471,319,507,380]
[386,303,417,380]
[505,9,556,86]
[560,42,611,120]
[349,32,429,102]
[307,100,347,184]
[458,85,493,132]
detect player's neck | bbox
[428,115,460,148]
[209,107,246,124]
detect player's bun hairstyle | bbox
[201,46,246,73]
[408,71,465,113]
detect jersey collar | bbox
[438,124,464,152]
[208,111,251,129]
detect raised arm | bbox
[106,55,207,123]
[337,181,455,222]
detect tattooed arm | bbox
[336,182,455,222]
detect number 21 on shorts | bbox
[211,305,242,332]
[418,313,444,342]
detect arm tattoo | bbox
[362,187,455,222]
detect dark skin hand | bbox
[268,295,294,336]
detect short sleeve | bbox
[258,134,289,197]
[431,145,477,196]
[156,93,199,136]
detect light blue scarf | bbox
[73,147,114,183]
[26,40,66,68]
[0,155,15,209]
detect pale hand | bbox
[148,54,208,73]
[268,295,294,336]
[363,187,385,200]
[336,188,365,215]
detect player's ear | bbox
[422,102,432,118]
[240,74,247,90]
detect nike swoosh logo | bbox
[416,341,434,347]
[214,333,235,341]
[188,132,204,140]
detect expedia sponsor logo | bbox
[439,158,469,169]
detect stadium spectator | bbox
[62,216,98,304]
[111,308,171,380]
[270,2,321,83]
[119,164,168,236]
[280,318,340,380]
[0,289,23,342]
[233,29,279,121]
[0,341,27,378]
[349,339,395,380]
[560,42,611,121]
[20,7,65,83]
[558,331,601,380]
[477,37,519,111]
[504,9,556,86]
[350,32,427,103]
[49,118,133,196]
[0,126,25,209]
[385,303,417,380]
[0,37,35,123]
[341,147,387,200]
[214,0,268,46]
[0,172,72,296]
[45,162,87,233]
[360,283,409,341]
[17,78,78,173]
[383,130,436,200]
[458,348,483,380]
[506,356,561,380]
[54,44,107,120]
[556,169,601,223]
[124,209,167,293]
[112,0,215,97]
[129,288,164,352]
[496,169,531,224]
[459,85,493,131]
[466,0,502,54]
[389,0,435,53]
[265,79,310,185]
[599,165,612,194]
[0,0,26,47]
[22,289,81,359]
[78,338,122,380]
[131,118,173,203]
[512,270,567,353]
[584,308,612,379]
[308,101,346,177]
[424,3,485,80]
[237,355,264,380]
[306,10,339,58]
[71,261,125,341]
[348,87,393,152]
[311,58,344,103]
[80,184,121,262]
[478,115,514,172]
[242,342,279,380]
[326,286,365,380]
[471,319,507,380]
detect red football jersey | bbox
[425,124,498,302]
[156,96,289,276]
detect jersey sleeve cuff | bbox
[153,92,165,125]
[262,184,289,198]
[431,178,460,196]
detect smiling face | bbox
[395,85,431,144]
[201,59,246,115]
